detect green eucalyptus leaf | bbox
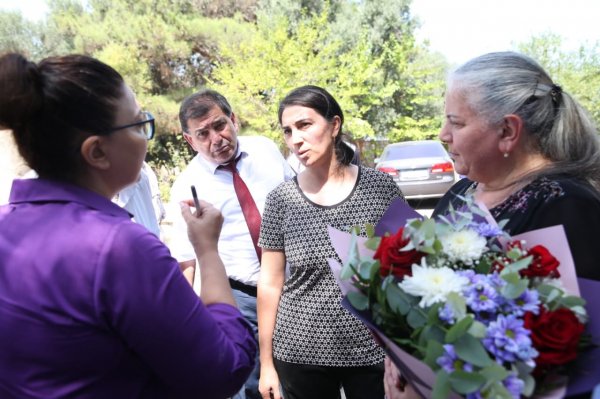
[501,278,528,299]
[467,320,487,339]
[432,239,443,253]
[446,292,467,321]
[423,339,445,368]
[480,363,509,383]
[386,282,411,315]
[347,291,368,310]
[536,283,560,296]
[420,218,436,237]
[485,382,513,399]
[347,233,360,262]
[503,256,532,272]
[365,236,380,251]
[446,315,473,343]
[419,324,445,351]
[401,239,416,251]
[546,288,562,303]
[454,334,493,367]
[365,223,375,238]
[561,296,587,308]
[340,260,357,280]
[432,370,452,399]
[570,305,588,321]
[475,257,492,274]
[522,373,536,397]
[427,302,443,324]
[448,370,486,394]
[500,271,521,285]
[407,308,427,329]
[358,259,377,280]
[381,275,392,290]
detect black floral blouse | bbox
[433,176,600,281]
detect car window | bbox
[383,143,446,160]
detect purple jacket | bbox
[0,179,256,398]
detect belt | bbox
[228,278,257,297]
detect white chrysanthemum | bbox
[439,229,487,265]
[399,264,470,308]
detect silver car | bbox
[375,140,458,199]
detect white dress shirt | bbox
[114,162,164,237]
[168,136,294,288]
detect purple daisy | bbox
[483,314,536,363]
[437,344,473,373]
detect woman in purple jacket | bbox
[0,53,256,398]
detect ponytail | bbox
[0,53,124,181]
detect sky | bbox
[410,0,600,65]
[1,0,599,65]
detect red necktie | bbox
[220,159,262,262]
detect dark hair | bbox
[278,85,354,165]
[450,51,600,190]
[0,53,125,181]
[179,89,233,132]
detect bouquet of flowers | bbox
[327,196,598,399]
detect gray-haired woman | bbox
[434,51,600,279]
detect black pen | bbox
[191,185,201,214]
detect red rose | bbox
[504,241,561,278]
[520,245,561,278]
[373,227,424,280]
[524,306,585,370]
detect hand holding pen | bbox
[180,185,223,252]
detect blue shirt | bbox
[0,178,256,398]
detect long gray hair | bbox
[449,51,600,191]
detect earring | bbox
[504,152,509,158]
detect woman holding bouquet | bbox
[257,85,404,399]
[434,51,600,282]
[0,53,256,398]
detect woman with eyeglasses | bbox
[0,53,256,398]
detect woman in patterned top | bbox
[257,86,404,399]
[432,51,600,282]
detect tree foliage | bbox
[213,0,447,148]
[518,33,600,125]
[4,1,598,194]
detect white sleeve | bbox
[165,175,196,263]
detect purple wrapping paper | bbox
[374,198,422,236]
[566,277,600,395]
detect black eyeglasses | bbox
[104,111,155,139]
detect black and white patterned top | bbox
[259,166,404,366]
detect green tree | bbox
[518,33,600,125]
[44,0,259,193]
[0,11,46,59]
[211,7,391,144]
[213,0,446,165]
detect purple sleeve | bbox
[94,222,257,398]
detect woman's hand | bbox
[180,199,235,306]
[384,356,420,399]
[180,199,223,256]
[259,365,282,399]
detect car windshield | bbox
[383,143,446,160]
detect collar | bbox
[194,142,249,175]
[9,178,131,219]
